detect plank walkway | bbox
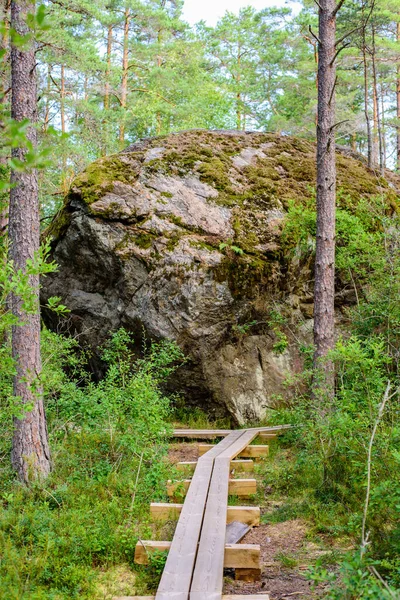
[118,425,290,600]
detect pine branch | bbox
[308,25,322,46]
[330,42,351,65]
[332,0,346,17]
[335,27,360,47]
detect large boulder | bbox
[41,130,399,424]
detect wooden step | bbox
[173,428,232,439]
[258,432,278,441]
[150,502,260,525]
[166,478,257,498]
[134,540,260,569]
[176,458,254,473]
[172,425,290,439]
[156,430,246,600]
[199,443,269,458]
[113,594,270,600]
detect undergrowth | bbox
[0,328,184,599]
[257,195,400,598]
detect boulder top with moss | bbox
[42,130,399,424]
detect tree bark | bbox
[60,63,66,135]
[371,73,378,167]
[43,64,51,133]
[380,83,386,168]
[371,24,384,174]
[0,0,11,235]
[104,23,112,110]
[361,7,372,169]
[397,22,400,171]
[9,0,51,483]
[119,7,130,148]
[313,0,337,399]
[362,46,372,169]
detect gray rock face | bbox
[42,130,392,423]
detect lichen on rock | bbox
[41,130,399,424]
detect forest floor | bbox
[164,439,350,600]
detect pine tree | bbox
[313,0,341,399]
[9,0,51,482]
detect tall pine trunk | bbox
[119,7,130,148]
[362,48,372,168]
[104,23,112,110]
[0,0,11,235]
[313,0,337,399]
[361,8,372,169]
[371,24,384,174]
[9,0,51,482]
[397,22,400,171]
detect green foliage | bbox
[282,193,394,286]
[0,328,184,598]
[146,549,168,587]
[308,551,399,599]
[268,188,400,596]
[219,241,244,255]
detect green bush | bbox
[0,328,184,599]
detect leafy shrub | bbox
[0,328,184,599]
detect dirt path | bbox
[224,520,318,599]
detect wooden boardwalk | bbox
[117,425,290,600]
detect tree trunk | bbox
[43,64,51,133]
[372,75,378,167]
[362,46,372,169]
[9,0,51,483]
[380,83,386,168]
[313,0,337,399]
[397,22,400,171]
[60,63,66,135]
[371,25,384,174]
[236,92,241,131]
[0,0,11,235]
[119,7,130,148]
[104,23,112,110]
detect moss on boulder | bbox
[42,130,400,423]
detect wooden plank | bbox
[173,424,291,439]
[230,459,254,472]
[190,429,259,600]
[166,478,257,498]
[150,503,260,526]
[199,443,269,458]
[226,505,260,526]
[149,502,182,521]
[224,544,260,569]
[225,521,250,544]
[176,459,254,474]
[135,541,170,564]
[235,568,262,582]
[176,461,197,473]
[238,444,269,458]
[113,594,270,600]
[258,432,277,441]
[134,540,260,569]
[172,429,232,439]
[228,478,257,496]
[155,430,244,600]
[166,479,191,497]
